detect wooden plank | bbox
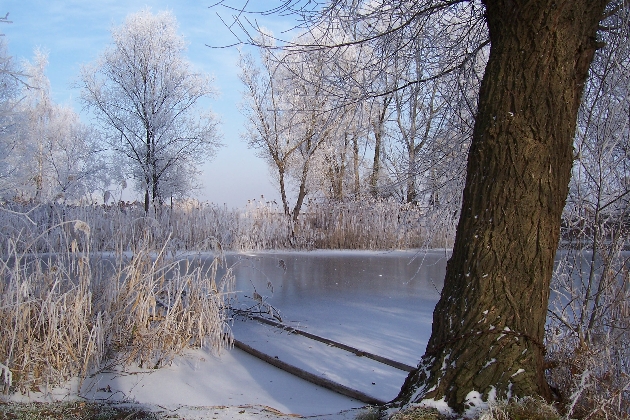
[233,339,386,406]
[250,316,416,373]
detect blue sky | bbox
[1,1,295,208]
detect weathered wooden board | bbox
[250,316,415,372]
[233,339,386,406]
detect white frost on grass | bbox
[73,220,91,237]
[417,397,454,416]
[464,387,496,418]
[0,362,12,390]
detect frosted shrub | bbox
[0,213,233,394]
[546,219,630,419]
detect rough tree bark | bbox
[395,0,609,413]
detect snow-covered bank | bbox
[6,344,366,419]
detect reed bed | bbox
[0,198,454,254]
[0,218,233,395]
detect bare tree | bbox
[239,46,296,216]
[239,33,342,220]
[80,9,221,213]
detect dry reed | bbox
[0,217,233,395]
[1,198,452,254]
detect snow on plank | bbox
[231,319,410,404]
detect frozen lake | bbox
[223,249,450,367]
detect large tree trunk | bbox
[396,0,607,413]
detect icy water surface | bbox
[222,249,450,366]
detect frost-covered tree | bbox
[239,33,342,220]
[386,17,477,206]
[80,9,221,213]
[239,46,295,216]
[0,38,21,197]
[7,51,106,203]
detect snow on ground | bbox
[8,345,366,419]
[82,346,364,415]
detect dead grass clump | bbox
[545,339,630,419]
[0,226,103,394]
[0,401,161,419]
[546,241,630,419]
[478,397,560,420]
[388,406,446,420]
[100,240,234,369]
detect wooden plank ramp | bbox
[233,339,387,406]
[232,317,419,406]
[250,316,416,372]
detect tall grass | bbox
[0,216,233,395]
[299,198,454,249]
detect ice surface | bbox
[225,249,447,366]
